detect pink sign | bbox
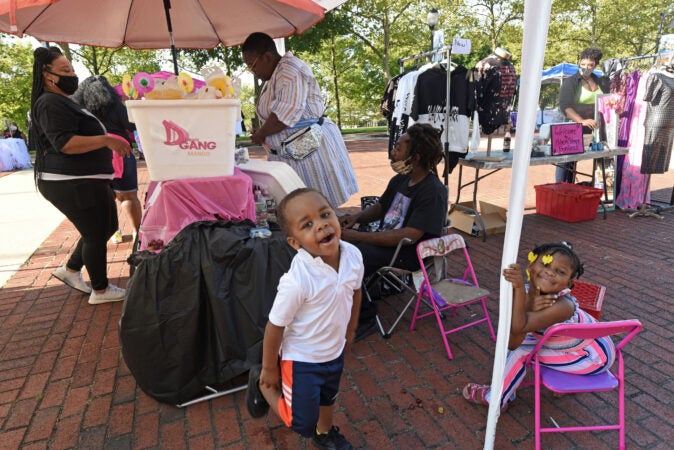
[551,123,584,155]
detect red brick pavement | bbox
[1,138,673,449]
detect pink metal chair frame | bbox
[523,320,643,450]
[409,234,496,360]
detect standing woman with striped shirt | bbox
[243,32,358,207]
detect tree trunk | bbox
[330,37,342,130]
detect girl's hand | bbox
[529,286,559,311]
[259,365,281,390]
[503,263,525,289]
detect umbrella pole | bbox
[163,0,179,75]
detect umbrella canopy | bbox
[0,0,326,49]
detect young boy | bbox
[246,188,363,450]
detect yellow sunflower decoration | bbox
[177,72,194,93]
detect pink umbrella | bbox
[0,0,327,73]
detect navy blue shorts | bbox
[111,155,138,192]
[277,352,344,437]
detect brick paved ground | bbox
[1,137,673,449]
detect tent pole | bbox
[163,0,179,75]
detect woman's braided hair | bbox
[405,123,443,175]
[531,241,584,279]
[30,46,65,183]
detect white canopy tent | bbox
[484,1,552,448]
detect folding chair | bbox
[523,320,643,450]
[361,237,418,338]
[409,234,496,360]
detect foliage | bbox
[70,46,161,85]
[0,37,34,130]
[2,0,673,129]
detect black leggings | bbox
[38,178,118,291]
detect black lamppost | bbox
[427,8,439,53]
[655,8,674,54]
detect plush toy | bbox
[121,74,135,98]
[177,72,195,93]
[133,72,155,97]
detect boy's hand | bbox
[259,366,281,390]
[502,263,525,289]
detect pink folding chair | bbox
[524,320,643,450]
[409,234,496,360]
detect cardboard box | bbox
[449,201,507,236]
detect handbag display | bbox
[280,117,324,160]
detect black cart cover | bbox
[120,221,295,404]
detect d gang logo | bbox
[162,120,216,151]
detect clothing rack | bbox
[398,45,453,185]
[613,53,674,217]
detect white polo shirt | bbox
[268,241,364,363]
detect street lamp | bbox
[655,8,674,54]
[427,8,439,53]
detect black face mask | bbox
[46,71,79,95]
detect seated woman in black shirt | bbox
[340,123,448,338]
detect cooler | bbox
[126,99,240,181]
[237,159,306,202]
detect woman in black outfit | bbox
[556,47,610,183]
[31,46,131,304]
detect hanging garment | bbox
[474,54,517,135]
[641,71,674,174]
[616,71,651,209]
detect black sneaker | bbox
[245,365,269,418]
[312,426,354,450]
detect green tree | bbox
[0,37,34,131]
[70,46,161,85]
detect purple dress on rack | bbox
[616,71,651,209]
[615,70,639,201]
[617,70,639,147]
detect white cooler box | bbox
[237,159,305,202]
[126,99,240,181]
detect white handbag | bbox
[281,117,324,160]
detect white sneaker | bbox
[52,265,92,294]
[88,284,126,305]
[110,230,123,244]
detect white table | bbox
[452,147,629,240]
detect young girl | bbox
[463,242,616,411]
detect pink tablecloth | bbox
[139,168,256,251]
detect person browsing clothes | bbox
[556,47,610,183]
[246,188,363,450]
[30,46,131,304]
[242,32,358,208]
